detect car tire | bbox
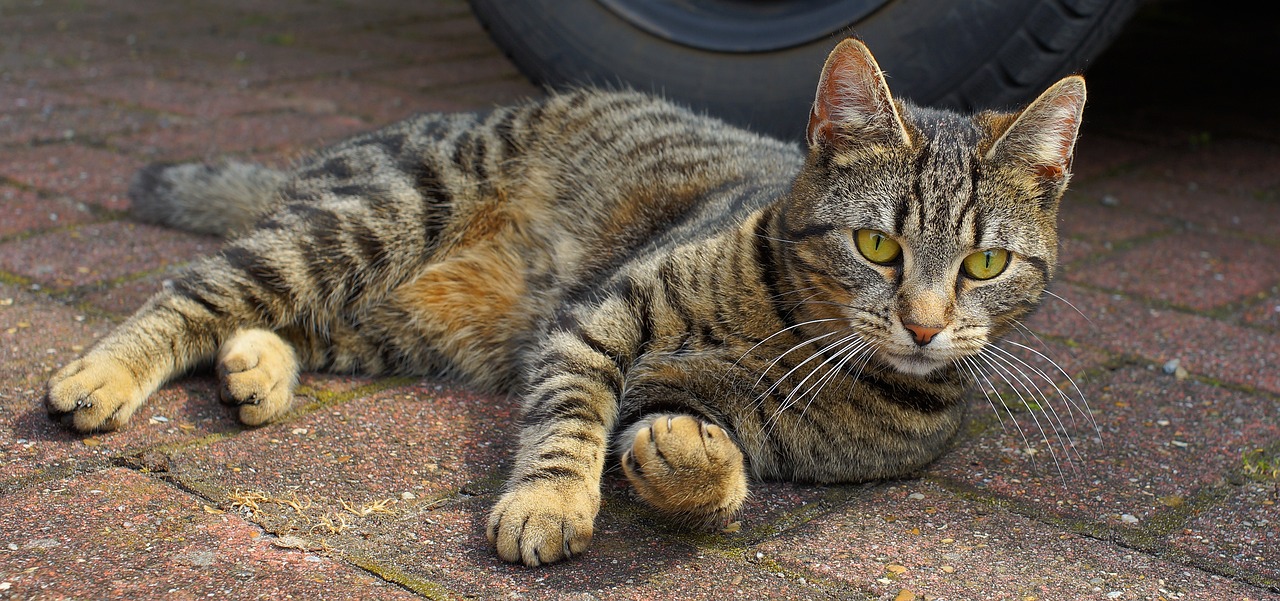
[469,0,1139,139]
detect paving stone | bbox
[0,221,219,290]
[930,366,1279,526]
[366,56,528,91]
[258,78,479,125]
[1135,138,1280,197]
[0,282,105,391]
[0,144,139,210]
[442,78,545,107]
[1067,232,1280,311]
[0,468,421,600]
[1092,177,1280,241]
[1169,479,1279,585]
[1241,289,1280,332]
[323,496,807,600]
[0,187,95,239]
[0,103,158,146]
[298,29,498,64]
[146,36,390,87]
[756,480,1272,601]
[81,77,300,118]
[1068,132,1167,182]
[169,383,519,514]
[1027,282,1280,394]
[115,112,367,160]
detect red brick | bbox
[0,221,219,290]
[1066,233,1280,311]
[115,112,367,160]
[1069,132,1167,183]
[0,468,421,600]
[0,187,95,239]
[0,103,159,146]
[0,144,139,210]
[169,383,518,510]
[1093,177,1280,241]
[932,367,1278,525]
[1169,479,1279,584]
[1241,290,1280,332]
[1027,283,1280,394]
[757,481,1268,601]
[82,77,300,118]
[299,29,497,64]
[329,497,743,599]
[366,56,527,91]
[257,78,477,125]
[1137,138,1280,197]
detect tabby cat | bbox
[45,39,1086,566]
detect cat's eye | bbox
[854,229,901,265]
[962,249,1011,280]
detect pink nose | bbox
[904,323,943,346]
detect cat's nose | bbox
[903,323,943,346]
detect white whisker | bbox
[981,347,1080,472]
[976,351,1066,483]
[1042,289,1094,326]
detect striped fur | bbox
[45,40,1085,566]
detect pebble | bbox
[1120,514,1139,524]
[941,565,955,573]
[908,492,925,500]
[1100,195,1120,207]
[400,492,416,501]
[894,589,917,601]
[1162,359,1180,374]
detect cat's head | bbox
[780,39,1085,376]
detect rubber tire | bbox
[469,0,1138,140]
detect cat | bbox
[44,39,1086,566]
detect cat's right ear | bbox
[807,39,912,150]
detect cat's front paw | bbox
[217,329,297,426]
[486,483,598,566]
[622,414,747,524]
[46,354,150,432]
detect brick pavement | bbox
[0,1,1276,599]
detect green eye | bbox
[854,229,901,265]
[962,249,1011,280]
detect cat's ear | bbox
[986,76,1086,181]
[807,39,911,150]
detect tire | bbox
[469,0,1139,140]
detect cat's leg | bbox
[486,300,645,567]
[620,414,748,524]
[217,328,299,425]
[48,139,457,431]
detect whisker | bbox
[1042,289,1094,327]
[755,233,800,245]
[760,333,865,433]
[731,317,844,372]
[999,339,1099,439]
[976,352,1066,483]
[959,356,1037,469]
[985,343,1086,434]
[981,348,1080,472]
[957,357,1009,436]
[747,329,843,398]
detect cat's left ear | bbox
[986,76,1086,182]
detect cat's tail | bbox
[128,161,289,237]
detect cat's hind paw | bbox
[621,414,748,524]
[217,328,297,426]
[486,483,598,566]
[46,355,150,432]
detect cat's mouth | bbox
[879,348,950,376]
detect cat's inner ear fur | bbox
[806,38,912,150]
[985,76,1087,181]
